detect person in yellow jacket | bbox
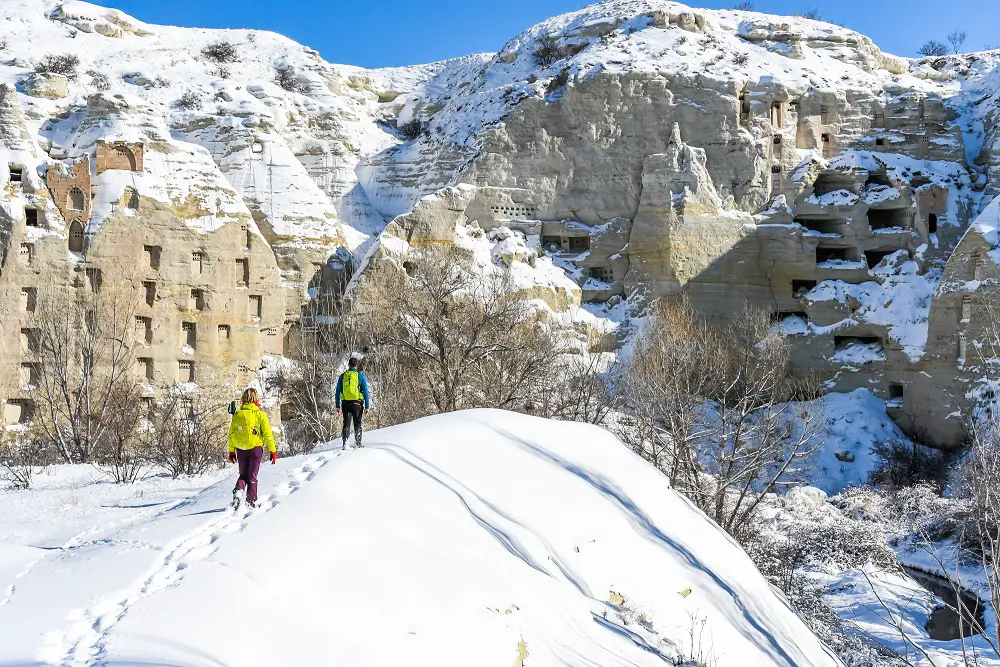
[227,388,276,509]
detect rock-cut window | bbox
[124,187,139,211]
[68,221,84,253]
[68,187,86,212]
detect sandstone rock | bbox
[384,185,477,245]
[627,124,753,297]
[878,53,909,75]
[48,3,155,37]
[23,73,68,100]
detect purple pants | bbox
[235,446,264,502]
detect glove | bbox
[336,407,342,415]
[270,451,278,465]
[227,451,236,464]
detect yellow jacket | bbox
[228,403,276,453]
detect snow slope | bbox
[0,411,841,666]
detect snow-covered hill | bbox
[0,411,842,666]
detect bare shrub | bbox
[732,0,755,10]
[175,91,201,110]
[143,393,227,478]
[94,382,147,483]
[201,40,239,64]
[35,53,80,78]
[918,40,949,57]
[732,52,749,66]
[397,118,427,140]
[31,276,140,464]
[268,326,342,454]
[797,8,822,20]
[274,66,307,93]
[86,69,110,91]
[539,354,617,424]
[619,297,823,542]
[0,430,47,490]
[534,34,563,67]
[869,438,954,493]
[545,69,570,97]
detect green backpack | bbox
[342,370,364,401]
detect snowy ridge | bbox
[0,412,842,666]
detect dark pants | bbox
[342,400,364,446]
[235,446,263,502]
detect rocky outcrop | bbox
[627,124,753,297]
[0,0,998,446]
[23,74,68,100]
[48,2,155,37]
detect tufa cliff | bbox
[1,0,999,444]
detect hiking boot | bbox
[231,489,242,510]
[247,499,258,509]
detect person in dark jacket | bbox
[335,357,370,448]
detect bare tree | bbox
[269,325,341,453]
[30,275,140,464]
[733,0,755,10]
[948,30,968,55]
[620,297,823,541]
[352,247,561,415]
[918,40,949,57]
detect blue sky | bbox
[100,0,1000,68]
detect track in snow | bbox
[46,452,338,667]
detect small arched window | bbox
[67,187,86,212]
[68,220,84,253]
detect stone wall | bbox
[96,140,144,174]
[45,157,91,248]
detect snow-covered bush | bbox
[86,69,110,91]
[274,66,307,93]
[201,40,239,64]
[175,91,201,110]
[397,118,427,140]
[35,53,79,78]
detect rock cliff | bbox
[0,0,998,443]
